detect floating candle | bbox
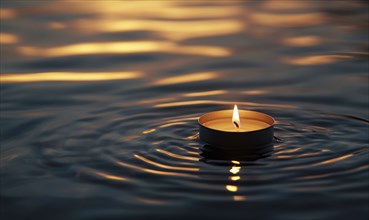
[198,105,275,149]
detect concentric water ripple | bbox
[28,99,368,208]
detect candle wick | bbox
[233,121,239,129]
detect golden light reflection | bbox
[19,41,230,57]
[233,195,246,201]
[274,155,293,159]
[95,171,128,181]
[183,90,226,97]
[142,128,156,134]
[134,154,199,172]
[65,0,242,41]
[159,122,188,128]
[185,133,199,140]
[71,0,173,15]
[0,33,20,44]
[230,176,240,181]
[231,160,240,165]
[299,151,329,157]
[166,117,199,123]
[230,166,241,175]
[282,55,352,65]
[274,147,301,155]
[155,149,198,162]
[226,162,245,200]
[112,157,195,178]
[226,185,238,192]
[241,90,268,95]
[174,45,230,57]
[282,36,322,47]
[251,13,325,27]
[74,19,243,41]
[0,71,142,83]
[287,155,363,172]
[152,141,164,145]
[69,1,239,20]
[151,6,239,19]
[315,154,353,166]
[0,8,16,19]
[137,97,175,105]
[154,100,298,109]
[154,72,217,86]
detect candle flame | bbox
[232,105,240,129]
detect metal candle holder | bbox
[198,110,275,154]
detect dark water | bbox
[1,1,368,220]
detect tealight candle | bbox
[198,105,275,150]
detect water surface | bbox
[1,1,368,220]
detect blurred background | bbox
[1,1,368,220]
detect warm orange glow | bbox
[154,72,217,86]
[68,2,238,20]
[282,36,322,47]
[232,105,240,129]
[0,71,142,83]
[72,0,173,15]
[19,41,165,56]
[241,90,268,95]
[226,185,238,192]
[18,41,230,57]
[0,8,16,19]
[64,1,242,41]
[233,195,246,201]
[0,33,20,44]
[74,19,243,41]
[282,55,352,65]
[251,12,325,27]
[183,90,226,97]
